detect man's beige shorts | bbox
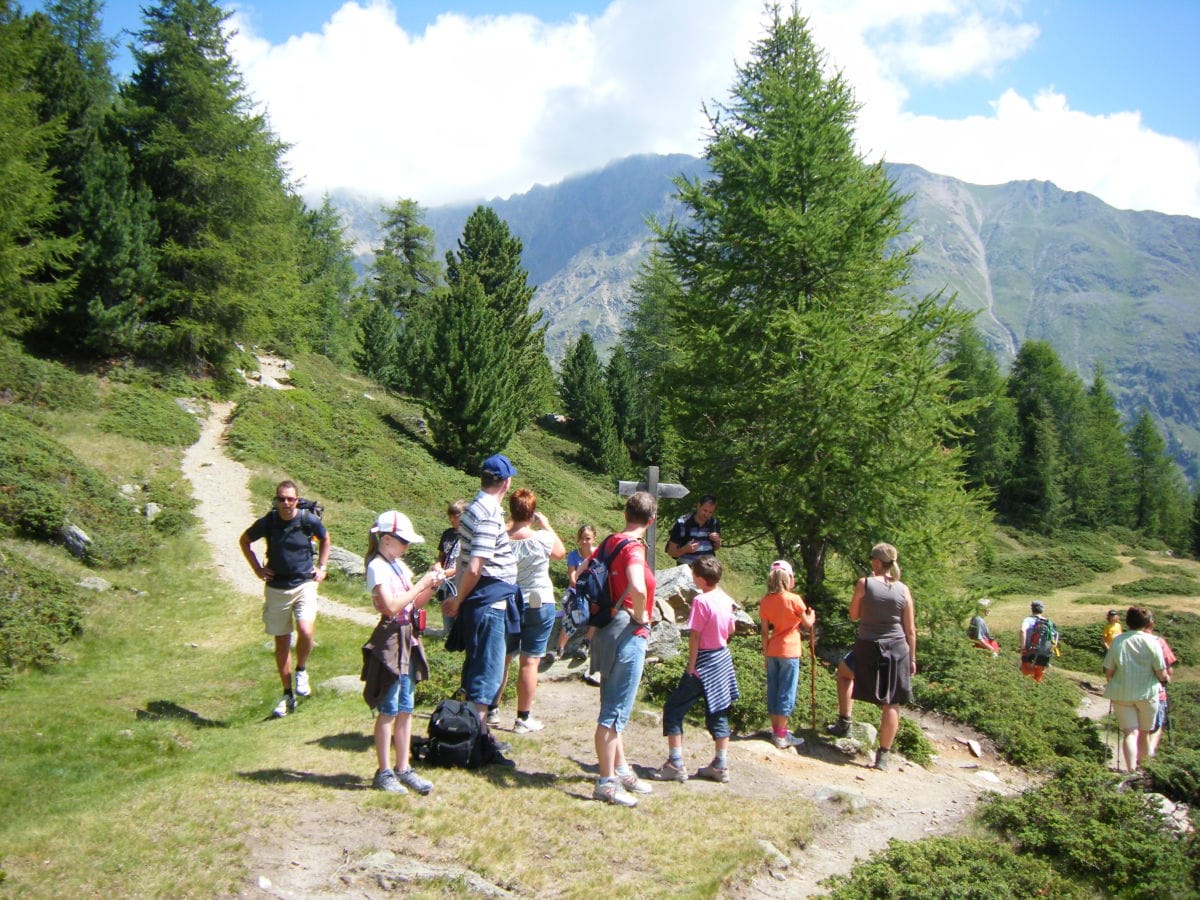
[1112,698,1158,732]
[263,581,318,636]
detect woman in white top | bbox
[503,488,565,734]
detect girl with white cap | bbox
[361,510,445,794]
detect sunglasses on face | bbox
[276,496,298,504]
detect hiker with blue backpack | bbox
[1019,601,1059,682]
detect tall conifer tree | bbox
[560,334,629,475]
[946,324,1017,492]
[121,0,299,368]
[0,3,75,336]
[655,7,978,596]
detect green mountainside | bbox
[333,153,1200,479]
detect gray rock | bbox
[174,397,206,416]
[328,545,366,577]
[646,618,682,659]
[813,786,872,812]
[78,576,112,592]
[144,501,163,522]
[757,839,790,870]
[259,373,285,390]
[60,524,92,559]
[119,483,139,496]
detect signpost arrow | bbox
[618,465,688,571]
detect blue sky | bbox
[33,0,1200,216]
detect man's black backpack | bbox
[422,699,497,768]
[579,536,633,628]
[268,498,324,520]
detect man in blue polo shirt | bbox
[240,479,331,717]
[665,495,722,564]
[442,454,522,740]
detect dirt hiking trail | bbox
[182,375,1034,898]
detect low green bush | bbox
[1056,622,1107,673]
[0,409,158,566]
[98,386,201,447]
[915,634,1106,767]
[1150,607,1200,667]
[823,836,1090,899]
[894,716,934,767]
[973,548,1096,596]
[1061,542,1122,573]
[980,759,1199,897]
[1131,556,1183,574]
[1143,681,1200,804]
[0,553,86,687]
[1112,575,1197,597]
[0,337,96,411]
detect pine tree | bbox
[0,3,76,336]
[605,344,640,452]
[353,298,398,387]
[560,334,629,475]
[1076,369,1135,527]
[26,1,157,354]
[946,324,1017,492]
[1189,487,1200,559]
[422,273,522,469]
[444,206,548,427]
[654,7,979,596]
[1128,410,1191,548]
[296,195,360,364]
[120,0,300,368]
[999,341,1086,528]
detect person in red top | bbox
[1146,625,1177,757]
[759,560,815,749]
[587,491,657,807]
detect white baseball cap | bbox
[370,510,425,544]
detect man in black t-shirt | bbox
[240,479,331,717]
[665,495,722,564]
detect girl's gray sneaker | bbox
[397,768,434,795]
[593,779,638,807]
[372,769,408,793]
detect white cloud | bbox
[226,0,1200,218]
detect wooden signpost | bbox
[617,465,688,571]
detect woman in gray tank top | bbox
[825,543,917,771]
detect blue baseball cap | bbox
[481,453,517,479]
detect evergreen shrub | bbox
[980,759,1199,897]
[914,634,1105,767]
[98,385,201,447]
[1056,622,1106,673]
[1112,575,1197,597]
[1144,681,1200,804]
[0,337,95,411]
[973,548,1095,595]
[0,409,157,566]
[823,836,1090,900]
[0,554,86,687]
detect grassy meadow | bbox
[2,349,1198,896]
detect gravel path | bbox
[181,396,374,627]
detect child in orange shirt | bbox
[759,560,815,749]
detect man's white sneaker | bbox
[513,717,545,734]
[294,670,311,697]
[272,694,296,718]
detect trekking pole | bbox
[809,625,817,732]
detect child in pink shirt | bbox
[651,556,739,784]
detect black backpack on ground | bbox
[421,699,497,768]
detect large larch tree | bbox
[656,6,980,598]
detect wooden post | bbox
[618,465,688,571]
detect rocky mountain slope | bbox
[333,154,1200,478]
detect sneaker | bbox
[272,694,296,718]
[874,749,890,771]
[397,768,433,795]
[593,780,638,807]
[583,671,602,686]
[489,750,517,768]
[572,641,590,661]
[650,760,688,782]
[619,770,654,794]
[826,718,852,737]
[696,763,730,783]
[542,650,558,666]
[772,733,806,750]
[294,669,311,697]
[486,707,501,728]
[372,769,408,793]
[513,717,545,734]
